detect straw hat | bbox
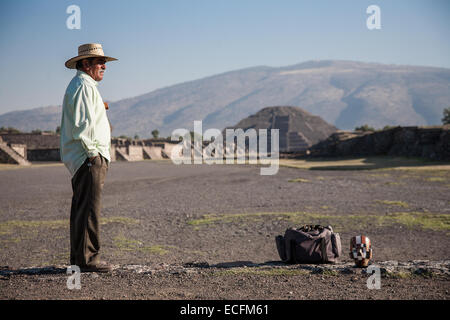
[65,43,118,69]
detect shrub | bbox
[442,107,450,125]
[355,124,375,132]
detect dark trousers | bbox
[70,155,108,266]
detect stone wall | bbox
[128,145,145,161]
[0,146,15,164]
[10,144,27,159]
[0,133,60,162]
[27,148,61,162]
[0,142,31,165]
[0,133,59,149]
[0,133,179,163]
[309,126,450,160]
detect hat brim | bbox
[65,54,118,69]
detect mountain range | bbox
[1,60,449,138]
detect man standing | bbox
[60,43,117,272]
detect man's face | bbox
[83,58,107,81]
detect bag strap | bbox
[299,224,330,232]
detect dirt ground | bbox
[0,157,449,300]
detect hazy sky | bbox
[0,0,449,115]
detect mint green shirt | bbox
[60,70,111,176]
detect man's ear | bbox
[81,59,91,70]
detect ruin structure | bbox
[0,133,179,164]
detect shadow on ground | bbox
[291,156,450,171]
[183,260,286,269]
[0,265,66,277]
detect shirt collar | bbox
[76,70,98,87]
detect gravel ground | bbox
[0,159,449,300]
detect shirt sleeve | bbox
[71,84,99,158]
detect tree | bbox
[0,127,21,134]
[355,124,375,132]
[442,107,450,125]
[151,129,159,139]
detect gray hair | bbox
[75,58,95,71]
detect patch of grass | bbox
[426,177,446,182]
[113,235,170,255]
[385,268,438,279]
[384,182,402,186]
[319,269,339,276]
[0,216,139,236]
[0,164,24,171]
[387,169,450,182]
[281,159,375,171]
[140,245,170,255]
[280,157,450,172]
[388,271,413,279]
[188,215,225,226]
[0,220,67,235]
[0,163,64,171]
[369,173,392,178]
[374,200,409,208]
[102,217,140,225]
[388,212,450,232]
[114,235,143,250]
[188,211,450,233]
[398,169,450,175]
[288,178,310,183]
[215,267,309,277]
[189,211,356,230]
[188,212,279,226]
[188,211,324,227]
[0,237,22,243]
